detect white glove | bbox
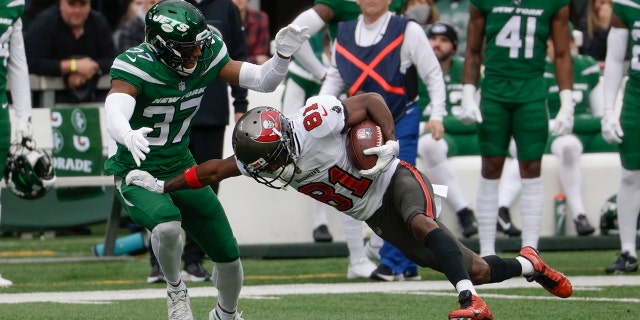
[601,108,623,144]
[552,89,575,136]
[122,127,153,167]
[458,84,483,125]
[274,24,310,58]
[126,169,165,193]
[16,116,32,141]
[359,140,399,178]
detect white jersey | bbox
[239,95,399,220]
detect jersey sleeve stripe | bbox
[112,59,166,85]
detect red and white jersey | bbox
[281,95,399,220]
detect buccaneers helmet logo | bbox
[256,109,282,143]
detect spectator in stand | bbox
[1,0,34,290]
[417,22,480,239]
[579,0,612,63]
[231,0,270,65]
[24,0,117,104]
[403,0,439,26]
[113,0,159,52]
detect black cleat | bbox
[496,207,521,237]
[574,214,595,236]
[457,208,478,238]
[605,252,638,274]
[313,225,333,242]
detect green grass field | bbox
[1,231,639,319]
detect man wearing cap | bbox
[417,21,484,239]
[25,0,117,104]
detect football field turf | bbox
[1,235,639,319]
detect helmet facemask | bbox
[233,107,298,189]
[4,138,56,200]
[147,29,214,76]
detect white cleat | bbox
[209,308,244,320]
[347,257,377,280]
[0,274,13,288]
[167,289,193,320]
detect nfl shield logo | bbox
[178,81,186,91]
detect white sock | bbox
[151,221,183,284]
[311,202,330,229]
[455,279,477,295]
[426,161,469,212]
[498,159,522,208]
[516,256,535,276]
[520,177,543,249]
[618,169,640,258]
[341,214,366,265]
[476,177,500,256]
[212,259,243,314]
[552,136,586,217]
[167,279,187,293]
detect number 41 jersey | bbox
[105,38,229,178]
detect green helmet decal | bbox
[145,0,215,76]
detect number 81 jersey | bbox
[105,41,229,178]
[286,95,398,221]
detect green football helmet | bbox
[145,0,215,76]
[4,138,56,200]
[599,194,640,235]
[232,107,298,189]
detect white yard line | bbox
[1,275,639,304]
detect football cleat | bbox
[370,264,403,281]
[496,207,521,237]
[457,207,478,238]
[519,246,573,298]
[347,257,377,280]
[448,290,493,320]
[604,252,638,274]
[181,262,211,282]
[167,288,193,320]
[209,307,244,320]
[574,214,595,236]
[312,224,333,242]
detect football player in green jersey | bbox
[462,0,574,257]
[0,0,33,290]
[103,1,308,319]
[417,21,480,239]
[600,0,640,274]
[498,28,604,238]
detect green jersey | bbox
[419,57,478,134]
[0,0,24,91]
[316,0,406,38]
[104,38,229,178]
[613,0,640,98]
[545,55,600,117]
[472,0,569,80]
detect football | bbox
[346,119,384,170]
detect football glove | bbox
[601,108,623,144]
[458,84,483,125]
[552,89,575,136]
[126,169,165,193]
[16,116,33,142]
[359,140,399,178]
[122,127,152,167]
[274,24,310,58]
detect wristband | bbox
[70,59,77,73]
[183,165,205,189]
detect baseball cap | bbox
[427,22,459,50]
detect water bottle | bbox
[93,232,146,256]
[554,193,566,236]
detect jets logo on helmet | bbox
[4,138,56,200]
[145,0,215,76]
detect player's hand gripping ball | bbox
[346,119,385,170]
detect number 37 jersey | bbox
[255,95,398,221]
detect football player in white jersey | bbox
[127,92,574,319]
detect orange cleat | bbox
[448,290,493,320]
[519,246,573,298]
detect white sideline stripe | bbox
[1,275,639,304]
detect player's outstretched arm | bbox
[126,156,241,193]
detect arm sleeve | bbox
[238,55,289,92]
[603,27,628,111]
[318,42,345,97]
[291,8,329,80]
[8,18,32,118]
[406,23,446,121]
[105,93,135,144]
